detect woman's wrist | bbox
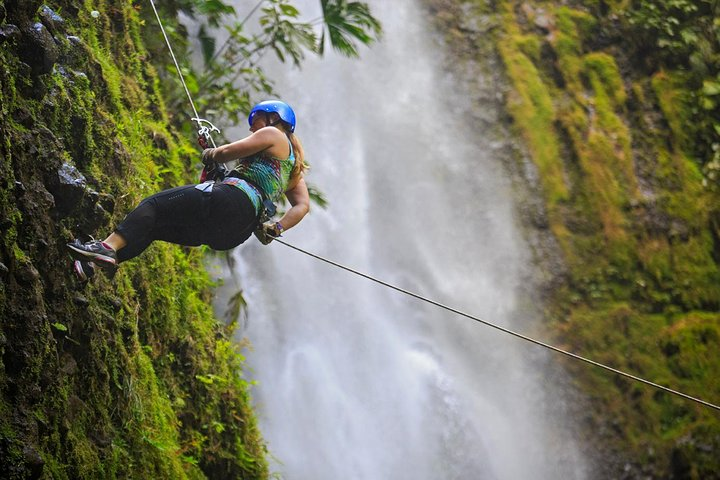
[211,146,222,163]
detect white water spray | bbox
[215,1,588,478]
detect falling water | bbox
[214,0,589,478]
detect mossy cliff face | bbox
[0,2,267,479]
[496,0,719,478]
[424,0,719,477]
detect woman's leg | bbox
[103,232,126,252]
[115,184,258,262]
[70,184,258,266]
[114,185,210,263]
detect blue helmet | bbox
[248,100,296,132]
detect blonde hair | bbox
[274,117,307,181]
[268,112,307,182]
[288,132,307,179]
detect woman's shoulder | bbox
[255,126,287,141]
[256,127,291,159]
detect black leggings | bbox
[114,183,258,263]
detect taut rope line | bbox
[148,0,218,147]
[146,0,719,413]
[275,239,720,413]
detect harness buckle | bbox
[194,181,214,195]
[263,198,277,218]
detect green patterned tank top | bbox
[224,140,296,214]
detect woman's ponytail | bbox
[288,132,307,179]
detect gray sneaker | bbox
[66,239,118,269]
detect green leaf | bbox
[702,80,720,96]
[259,1,317,65]
[51,322,67,332]
[225,289,248,324]
[307,183,329,209]
[279,4,300,17]
[320,0,382,58]
[679,29,699,45]
[181,67,199,94]
[701,96,716,110]
[198,24,217,68]
[212,420,226,433]
[196,0,235,27]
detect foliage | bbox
[319,0,382,57]
[624,0,717,68]
[144,0,382,128]
[622,0,720,188]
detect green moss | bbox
[553,7,596,93]
[515,34,542,62]
[580,133,630,241]
[670,235,720,308]
[656,153,705,220]
[586,68,636,200]
[584,52,627,108]
[652,71,695,152]
[560,304,720,450]
[93,48,125,113]
[1,1,268,479]
[11,242,28,263]
[495,1,720,474]
[0,399,24,477]
[522,7,636,265]
[662,313,720,381]
[128,350,188,477]
[498,4,568,209]
[557,6,597,40]
[637,144,719,309]
[555,36,584,92]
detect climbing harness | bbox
[147,1,720,414]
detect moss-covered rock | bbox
[0,2,267,478]
[492,0,720,476]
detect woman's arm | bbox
[277,177,310,231]
[209,127,287,163]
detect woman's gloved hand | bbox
[254,222,283,245]
[201,148,216,166]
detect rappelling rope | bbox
[274,238,720,413]
[146,0,719,413]
[148,0,218,148]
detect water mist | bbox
[214,1,589,478]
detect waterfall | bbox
[214,0,589,478]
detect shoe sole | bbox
[73,260,91,281]
[66,244,117,269]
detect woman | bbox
[67,100,310,280]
